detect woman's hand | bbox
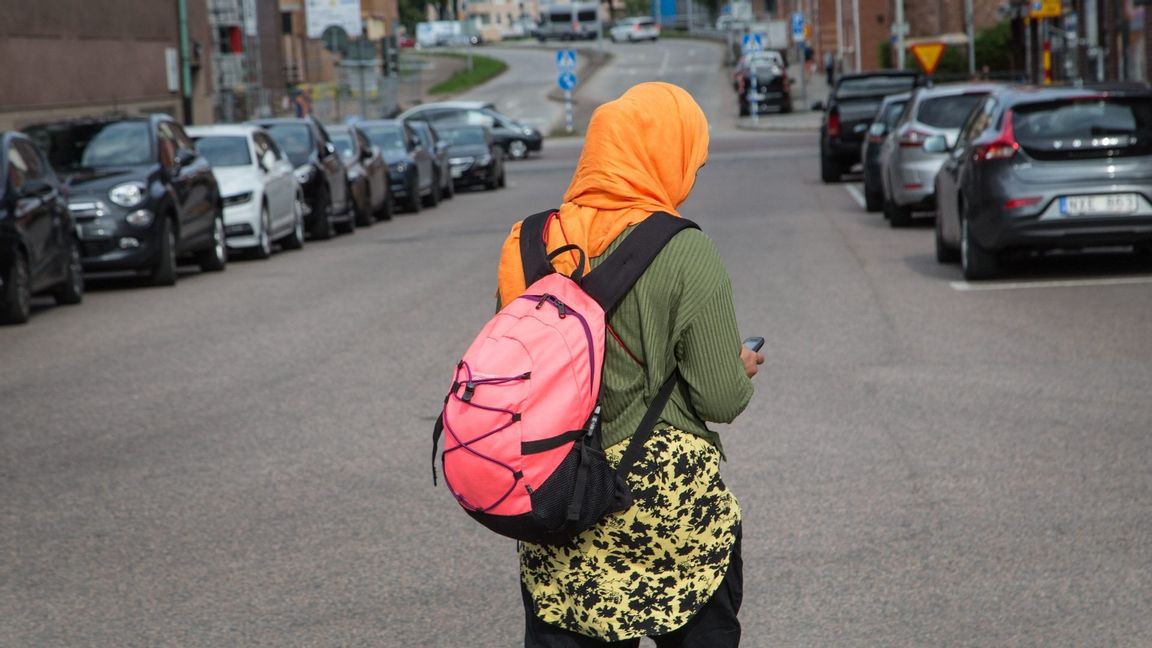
[740,347,765,378]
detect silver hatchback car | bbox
[879,83,1001,226]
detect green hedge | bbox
[878,21,1015,75]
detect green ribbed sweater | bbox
[586,224,754,454]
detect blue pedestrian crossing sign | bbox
[558,71,577,91]
[555,49,577,72]
[791,13,805,40]
[741,33,763,53]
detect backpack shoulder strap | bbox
[581,212,699,313]
[519,209,557,287]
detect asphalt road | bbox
[4,44,1152,647]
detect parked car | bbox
[25,115,226,286]
[736,59,792,116]
[0,132,83,323]
[399,101,543,160]
[409,121,454,202]
[358,120,434,213]
[609,16,660,42]
[861,92,911,212]
[249,117,353,238]
[878,83,1000,226]
[932,85,1152,279]
[327,124,393,225]
[438,125,506,191]
[188,125,305,259]
[816,71,921,183]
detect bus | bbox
[535,3,600,41]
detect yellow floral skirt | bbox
[519,427,741,642]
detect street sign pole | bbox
[556,49,577,133]
[565,90,574,133]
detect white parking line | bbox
[843,184,866,209]
[951,276,1152,291]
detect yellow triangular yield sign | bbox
[910,43,946,75]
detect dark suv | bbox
[25,115,226,286]
[1,132,84,323]
[249,117,352,238]
[816,71,921,182]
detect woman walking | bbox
[495,82,763,647]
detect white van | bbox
[535,3,600,41]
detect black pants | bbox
[522,534,743,648]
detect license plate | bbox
[1060,193,1140,216]
[451,168,464,178]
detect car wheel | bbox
[149,217,178,286]
[405,178,422,213]
[739,100,750,117]
[198,213,228,272]
[961,217,999,280]
[377,189,394,221]
[444,172,455,199]
[354,183,374,227]
[780,101,793,114]
[865,189,883,213]
[252,206,273,259]
[935,213,960,264]
[498,169,506,189]
[508,139,529,160]
[53,237,85,305]
[885,197,912,228]
[0,251,32,325]
[1133,242,1152,261]
[282,193,306,250]
[820,149,841,183]
[310,184,334,240]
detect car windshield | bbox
[442,128,487,146]
[836,76,917,100]
[328,131,356,160]
[25,121,153,170]
[917,93,989,129]
[193,136,251,167]
[1012,97,1152,157]
[263,124,313,167]
[362,126,407,152]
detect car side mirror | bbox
[175,148,197,167]
[811,101,825,111]
[922,135,949,154]
[260,150,278,171]
[324,142,336,156]
[361,146,374,161]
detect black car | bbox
[409,121,454,202]
[861,91,911,212]
[438,125,506,191]
[0,132,84,323]
[249,117,353,238]
[738,60,792,116]
[25,115,226,286]
[931,85,1152,279]
[815,71,921,182]
[399,101,543,160]
[358,120,435,213]
[327,124,392,225]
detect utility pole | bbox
[178,0,194,123]
[895,0,906,69]
[835,0,843,72]
[965,0,975,76]
[851,0,860,72]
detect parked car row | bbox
[1,102,525,325]
[821,72,1152,280]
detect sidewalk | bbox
[735,60,830,132]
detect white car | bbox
[609,17,660,43]
[188,124,305,259]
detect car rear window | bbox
[916,93,989,129]
[1012,97,1152,160]
[577,10,596,21]
[193,136,251,167]
[835,76,917,100]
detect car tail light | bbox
[974,110,1019,162]
[896,127,932,148]
[633,23,640,31]
[1004,196,1043,209]
[828,110,841,138]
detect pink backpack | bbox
[432,210,698,545]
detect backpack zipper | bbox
[518,293,596,395]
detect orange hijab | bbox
[496,82,709,305]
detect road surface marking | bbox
[844,184,866,209]
[951,276,1152,291]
